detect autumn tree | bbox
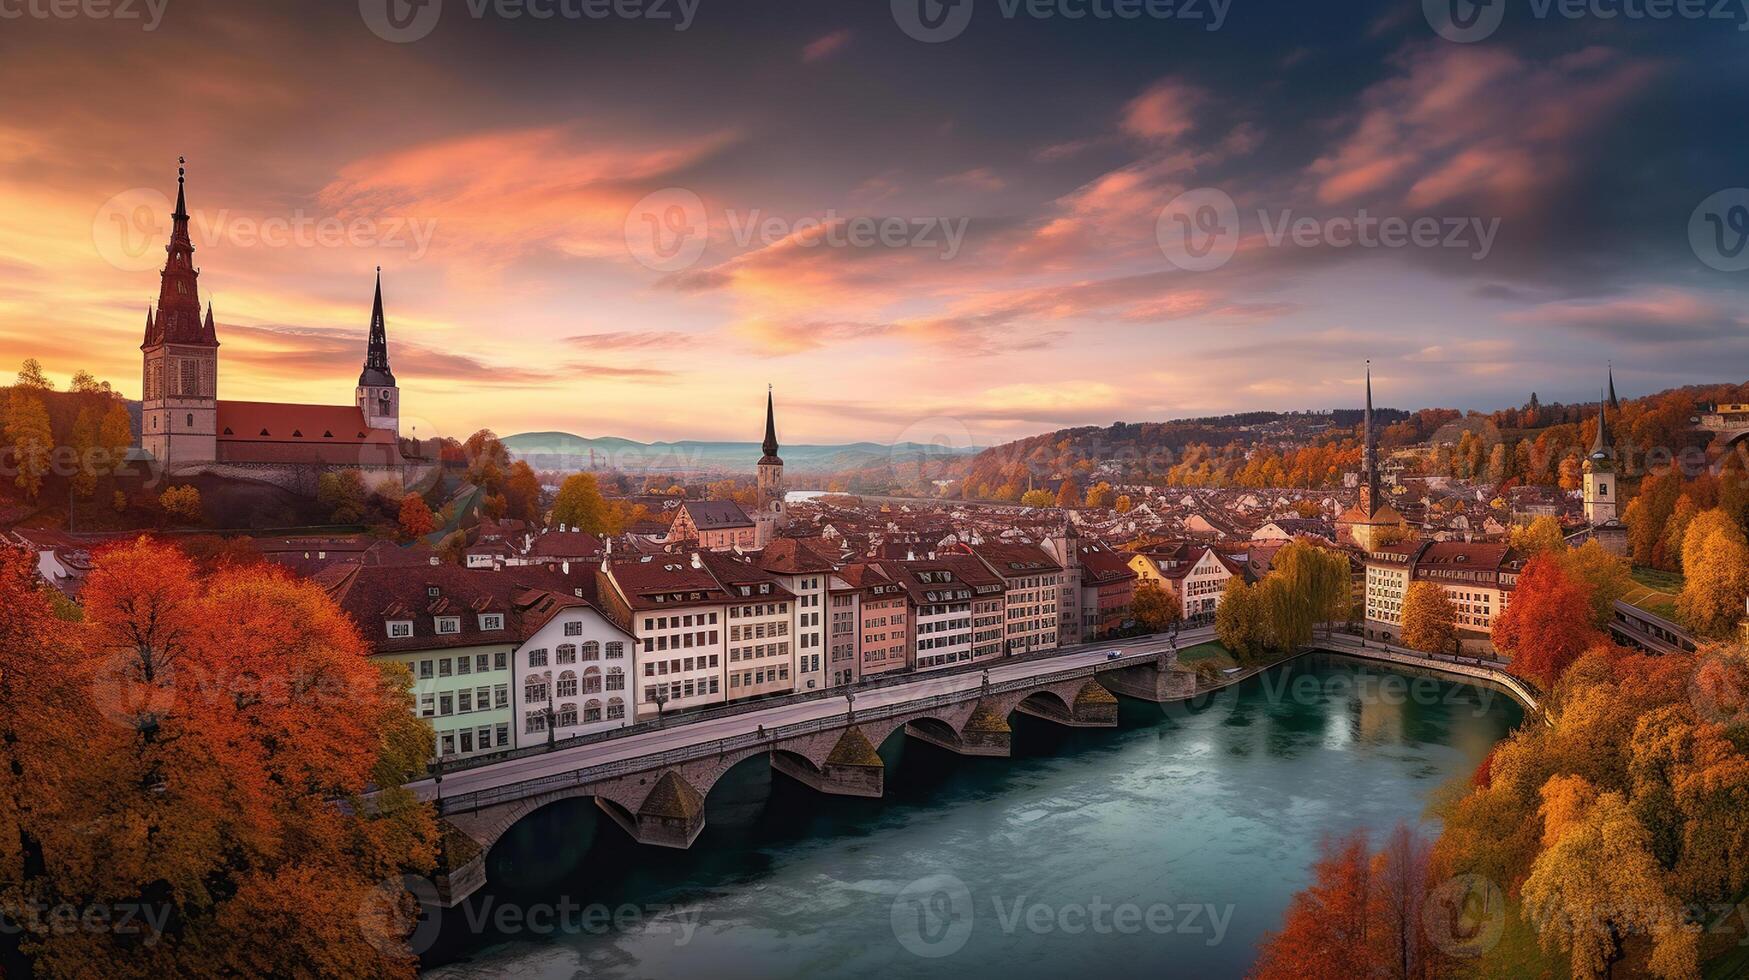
[1215,577,1268,662]
[1055,477,1080,510]
[1508,515,1566,558]
[398,493,436,540]
[1521,789,1699,979]
[4,387,53,500]
[317,470,369,524]
[553,472,612,533]
[1084,481,1115,509]
[1490,556,1603,689]
[1676,508,1749,637]
[1559,538,1633,629]
[1132,581,1180,632]
[69,407,99,498]
[1115,494,1134,513]
[463,429,511,493]
[1020,489,1055,509]
[14,357,53,390]
[99,399,134,464]
[1400,581,1458,655]
[158,485,203,524]
[18,539,440,977]
[504,460,544,524]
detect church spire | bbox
[1607,363,1620,411]
[760,385,781,464]
[148,156,210,348]
[1361,361,1380,516]
[1591,386,1613,465]
[359,267,396,387]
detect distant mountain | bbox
[501,431,978,476]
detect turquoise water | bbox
[422,656,1523,978]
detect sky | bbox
[1,0,1745,448]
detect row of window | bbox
[527,641,626,667]
[418,651,509,679]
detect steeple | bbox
[760,385,781,464]
[148,156,211,348]
[1361,361,1380,517]
[1607,363,1620,411]
[1590,387,1612,466]
[359,266,395,387]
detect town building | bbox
[597,554,731,718]
[839,562,911,677]
[1580,378,1629,556]
[512,583,636,747]
[958,541,1062,656]
[138,162,415,486]
[699,551,798,701]
[877,558,976,671]
[757,538,834,692]
[1362,540,1522,655]
[321,565,526,760]
[1131,544,1242,624]
[666,500,759,551]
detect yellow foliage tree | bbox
[1676,509,1749,638]
[1400,581,1458,654]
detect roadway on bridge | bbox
[413,626,1217,805]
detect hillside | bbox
[501,431,978,476]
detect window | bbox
[583,668,603,695]
[417,659,433,678]
[557,704,578,727]
[557,672,578,698]
[564,621,584,637]
[494,684,508,708]
[480,614,505,631]
[436,617,461,635]
[581,641,600,661]
[606,667,625,691]
[556,644,577,665]
[527,648,548,667]
[606,641,625,659]
[388,621,413,639]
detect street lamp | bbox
[845,689,856,722]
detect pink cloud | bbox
[802,30,852,63]
[1121,80,1205,142]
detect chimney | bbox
[562,560,571,575]
[691,552,703,570]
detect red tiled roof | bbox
[214,401,403,466]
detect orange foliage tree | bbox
[399,493,437,540]
[1490,555,1602,689]
[0,538,436,978]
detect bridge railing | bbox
[433,649,1171,814]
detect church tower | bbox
[1584,385,1617,526]
[1359,360,1380,518]
[356,268,400,436]
[754,387,787,545]
[141,158,218,466]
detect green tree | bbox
[317,470,369,524]
[1215,577,1267,663]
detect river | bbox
[421,655,1523,979]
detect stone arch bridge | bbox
[428,648,1195,907]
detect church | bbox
[139,161,414,481]
[1336,363,1409,551]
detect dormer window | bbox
[386,621,413,639]
[479,613,505,631]
[427,586,441,598]
[435,617,461,635]
[259,428,270,437]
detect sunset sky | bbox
[2,0,1744,447]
